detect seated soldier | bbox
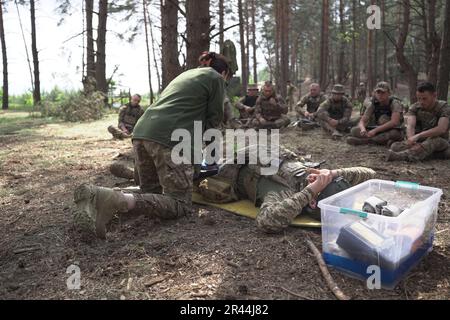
[234,84,259,126]
[347,82,403,146]
[250,82,290,129]
[316,84,354,139]
[108,94,144,139]
[295,83,326,130]
[387,82,450,162]
[197,146,375,234]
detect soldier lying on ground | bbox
[250,82,290,129]
[197,146,376,234]
[107,94,144,139]
[347,82,404,146]
[74,52,231,239]
[316,84,355,139]
[386,82,450,162]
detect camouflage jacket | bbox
[317,97,353,124]
[257,167,376,233]
[119,103,144,130]
[296,93,326,114]
[254,94,288,121]
[407,100,450,139]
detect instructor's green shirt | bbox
[133,67,225,152]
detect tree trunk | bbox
[186,0,210,70]
[382,0,387,80]
[274,1,281,90]
[319,0,329,90]
[337,0,345,84]
[143,0,154,103]
[96,0,108,94]
[245,0,250,82]
[219,0,224,50]
[437,0,450,101]
[396,0,418,103]
[0,0,8,110]
[351,0,358,99]
[161,0,181,89]
[427,0,440,85]
[278,0,289,98]
[30,0,41,105]
[367,0,375,93]
[238,0,247,94]
[148,6,161,92]
[85,0,95,79]
[250,0,257,84]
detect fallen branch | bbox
[279,286,312,300]
[306,238,350,300]
[435,228,449,235]
[144,276,167,288]
[13,247,41,254]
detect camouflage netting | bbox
[41,77,107,122]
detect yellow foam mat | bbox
[192,192,321,228]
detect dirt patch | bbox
[0,116,449,300]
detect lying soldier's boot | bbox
[110,163,134,180]
[346,136,369,145]
[386,150,409,162]
[107,125,130,140]
[74,184,129,239]
[332,130,343,139]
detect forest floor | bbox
[0,111,449,300]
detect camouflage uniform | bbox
[295,93,327,120]
[198,156,375,233]
[349,97,404,145]
[316,96,354,134]
[389,100,450,161]
[108,103,144,138]
[223,95,233,125]
[130,139,193,219]
[250,94,290,129]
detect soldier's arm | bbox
[332,167,376,186]
[315,100,330,121]
[254,98,265,122]
[235,97,247,111]
[414,117,449,140]
[405,115,417,139]
[295,96,307,115]
[338,100,353,124]
[205,77,225,130]
[257,188,315,233]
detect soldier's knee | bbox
[350,126,361,137]
[390,141,407,152]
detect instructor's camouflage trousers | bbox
[390,137,450,161]
[131,139,193,219]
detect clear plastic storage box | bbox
[318,179,443,289]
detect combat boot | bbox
[74,184,129,239]
[107,125,130,140]
[346,136,369,146]
[332,130,343,139]
[110,163,135,180]
[386,150,410,162]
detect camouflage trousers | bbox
[129,139,193,219]
[390,137,450,161]
[250,115,291,129]
[350,127,403,145]
[108,125,132,139]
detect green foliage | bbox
[40,90,106,122]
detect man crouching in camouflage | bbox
[108,94,144,139]
[347,82,404,146]
[250,82,290,129]
[316,84,354,139]
[295,83,326,130]
[74,53,230,239]
[198,146,375,234]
